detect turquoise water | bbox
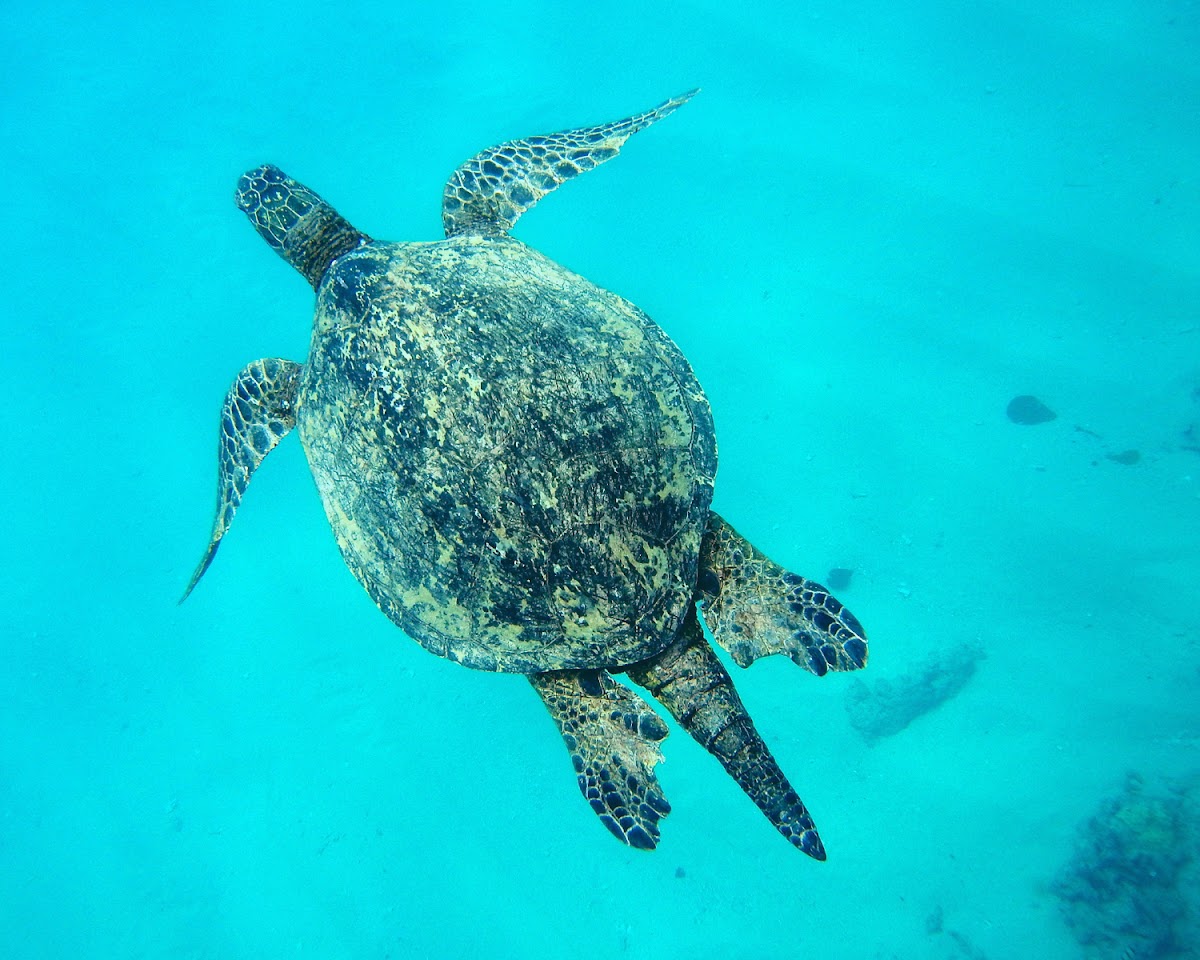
[3,1,1198,957]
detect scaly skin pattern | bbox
[234,164,368,289]
[298,235,716,673]
[442,89,697,238]
[697,514,868,675]
[626,608,827,859]
[182,358,302,601]
[529,670,671,849]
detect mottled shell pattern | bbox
[300,235,716,672]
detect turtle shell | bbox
[297,235,716,673]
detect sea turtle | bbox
[183,90,868,858]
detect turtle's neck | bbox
[283,205,369,290]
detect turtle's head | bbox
[236,165,369,290]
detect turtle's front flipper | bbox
[442,89,698,239]
[697,513,868,676]
[180,358,302,602]
[530,669,671,850]
[626,610,826,859]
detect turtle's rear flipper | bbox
[180,358,302,602]
[627,610,826,859]
[442,89,698,239]
[530,669,671,850]
[697,513,868,676]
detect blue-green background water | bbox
[3,1,1198,957]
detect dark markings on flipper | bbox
[696,513,868,675]
[530,669,672,850]
[441,89,699,239]
[626,609,826,860]
[180,358,303,602]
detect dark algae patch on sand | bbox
[1054,772,1200,960]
